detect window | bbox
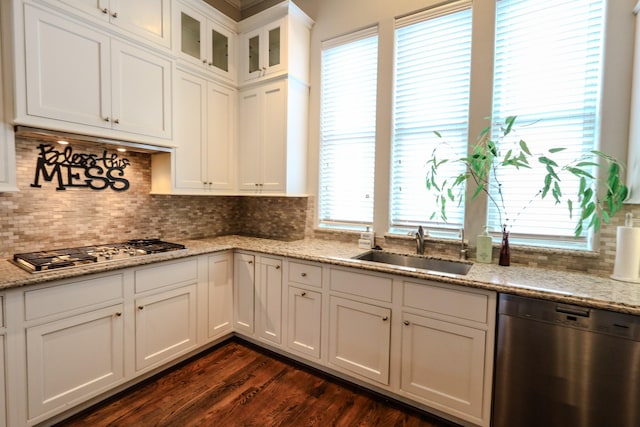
[318,27,378,229]
[391,2,472,235]
[489,0,605,248]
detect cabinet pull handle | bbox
[248,260,253,264]
[403,320,410,326]
[111,11,118,18]
[202,59,208,64]
[115,312,122,317]
[301,292,307,297]
[382,316,389,321]
[104,117,110,122]
[101,7,108,14]
[301,272,307,277]
[276,265,281,270]
[114,119,120,124]
[138,306,144,310]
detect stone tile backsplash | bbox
[0,137,308,258]
[1,136,638,278]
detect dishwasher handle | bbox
[556,304,590,317]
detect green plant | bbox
[425,116,628,236]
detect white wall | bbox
[301,0,636,240]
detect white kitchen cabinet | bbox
[399,280,495,427]
[42,0,171,48]
[135,284,198,371]
[287,286,321,359]
[18,4,173,145]
[0,7,16,193]
[256,256,283,345]
[207,252,233,341]
[26,304,125,420]
[234,252,255,334]
[173,0,236,84]
[238,1,313,85]
[237,78,308,194]
[328,296,391,385]
[173,69,236,192]
[400,312,486,420]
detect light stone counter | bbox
[2,235,639,315]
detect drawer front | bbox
[25,274,124,321]
[403,281,488,323]
[135,258,198,293]
[330,269,392,303]
[288,261,322,288]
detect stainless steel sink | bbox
[352,251,472,275]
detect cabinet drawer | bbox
[330,269,392,303]
[403,281,488,323]
[288,261,322,288]
[135,258,198,293]
[25,274,124,321]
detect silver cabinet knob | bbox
[104,117,110,122]
[275,265,280,270]
[113,119,120,124]
[403,320,410,326]
[138,306,144,310]
[248,260,253,264]
[114,312,122,317]
[101,8,108,14]
[382,316,389,321]
[111,11,118,18]
[301,292,306,297]
[301,272,307,277]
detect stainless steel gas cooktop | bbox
[13,239,186,272]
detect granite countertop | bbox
[2,235,639,315]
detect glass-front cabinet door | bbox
[174,2,236,83]
[243,18,285,82]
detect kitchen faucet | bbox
[416,226,425,255]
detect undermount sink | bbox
[352,251,472,276]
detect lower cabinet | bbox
[328,296,391,385]
[233,252,256,334]
[233,252,284,346]
[135,284,198,371]
[26,304,125,420]
[287,286,321,359]
[400,312,486,419]
[256,256,283,345]
[207,252,234,341]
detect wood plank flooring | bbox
[55,339,458,427]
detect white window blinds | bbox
[489,0,604,248]
[319,27,378,229]
[391,2,472,233]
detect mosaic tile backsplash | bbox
[0,137,309,258]
[1,136,639,279]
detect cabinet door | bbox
[256,257,283,344]
[110,40,172,139]
[26,305,124,420]
[261,81,286,192]
[206,82,236,190]
[207,253,233,340]
[174,3,206,66]
[55,0,109,20]
[287,287,321,359]
[400,312,486,419]
[238,81,286,192]
[328,296,391,385]
[207,22,236,83]
[135,285,197,371]
[233,253,255,334]
[174,70,207,190]
[24,5,111,128]
[242,19,285,82]
[110,0,171,48]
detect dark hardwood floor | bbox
[55,339,458,427]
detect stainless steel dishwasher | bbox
[493,293,640,427]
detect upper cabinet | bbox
[0,4,16,192]
[238,1,313,85]
[14,3,173,145]
[173,0,237,84]
[40,0,171,48]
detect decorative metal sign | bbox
[30,143,131,191]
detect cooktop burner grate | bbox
[13,239,186,272]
